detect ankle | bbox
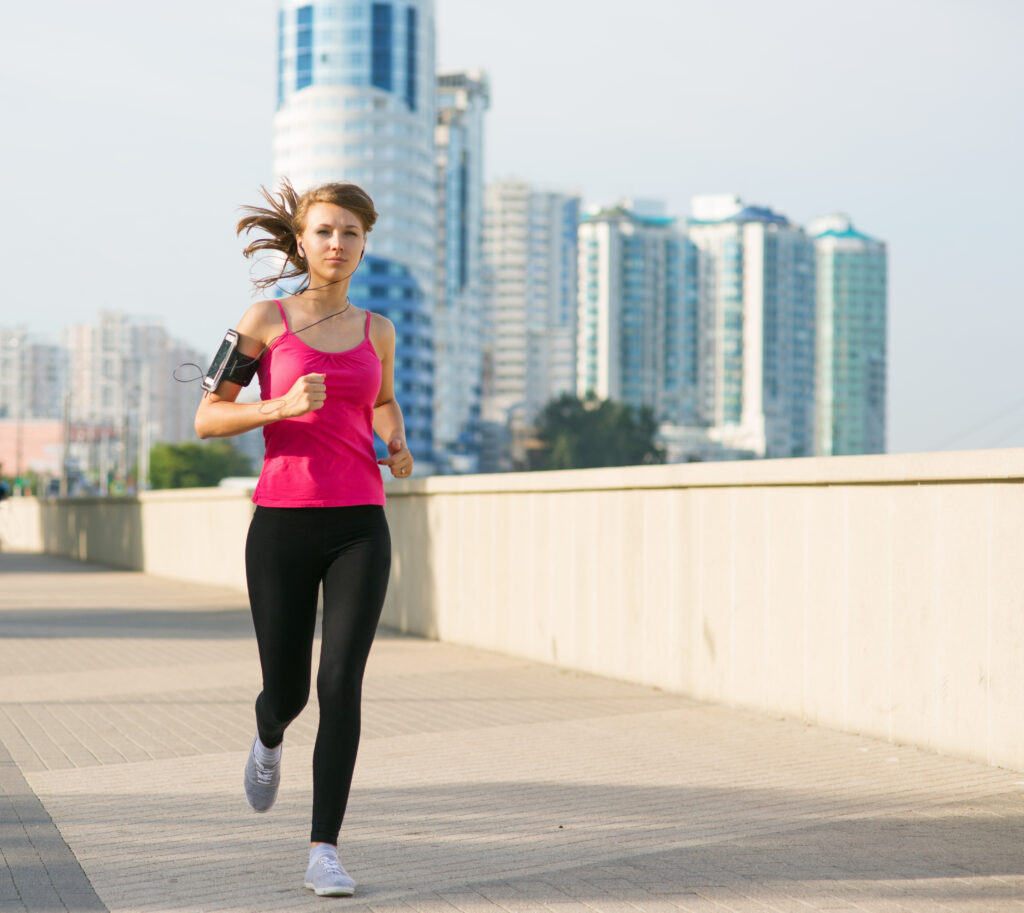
[253,736,281,765]
[309,843,337,860]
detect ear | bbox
[360,248,365,261]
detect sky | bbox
[2,0,1022,453]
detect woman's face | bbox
[299,202,366,280]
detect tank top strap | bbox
[273,299,291,331]
[364,309,372,341]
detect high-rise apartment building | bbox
[481,179,580,470]
[810,213,887,456]
[577,201,698,425]
[0,328,65,480]
[688,195,816,458]
[65,312,203,486]
[433,70,489,473]
[274,0,437,469]
[0,327,64,421]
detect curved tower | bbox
[274,0,437,468]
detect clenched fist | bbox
[279,373,327,418]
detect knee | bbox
[316,665,362,709]
[262,689,309,727]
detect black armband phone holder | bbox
[201,329,261,392]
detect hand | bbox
[278,373,326,418]
[378,437,413,479]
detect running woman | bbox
[194,179,412,896]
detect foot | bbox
[304,852,356,897]
[243,735,280,812]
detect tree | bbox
[532,393,665,470]
[149,441,253,490]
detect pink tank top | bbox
[252,301,385,508]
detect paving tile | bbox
[3,554,1024,913]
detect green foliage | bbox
[149,440,252,490]
[532,393,665,470]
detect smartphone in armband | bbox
[202,330,240,392]
[202,329,262,392]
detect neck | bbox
[298,272,352,311]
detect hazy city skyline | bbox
[3,0,1021,454]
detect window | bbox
[295,4,314,91]
[371,3,393,92]
[405,6,417,111]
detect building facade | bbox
[0,327,65,480]
[433,70,489,473]
[274,0,437,469]
[0,327,64,424]
[65,312,203,489]
[810,213,887,456]
[688,195,816,459]
[577,202,698,426]
[481,179,580,471]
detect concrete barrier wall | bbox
[0,489,254,591]
[381,450,1024,773]
[3,449,1024,771]
[137,489,254,590]
[0,496,43,553]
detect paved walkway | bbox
[2,553,1024,913]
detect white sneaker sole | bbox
[304,880,355,897]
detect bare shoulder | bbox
[367,311,395,354]
[368,311,395,335]
[236,299,283,347]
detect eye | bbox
[317,229,329,236]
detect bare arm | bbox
[370,315,414,477]
[194,301,326,439]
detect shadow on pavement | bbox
[0,607,254,639]
[29,781,1024,911]
[0,552,117,574]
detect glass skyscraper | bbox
[481,180,580,471]
[577,202,698,426]
[274,0,437,469]
[434,71,489,474]
[688,195,816,459]
[810,214,887,456]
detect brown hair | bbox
[236,178,379,289]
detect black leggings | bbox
[245,505,391,845]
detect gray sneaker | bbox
[304,853,356,896]
[243,736,280,812]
